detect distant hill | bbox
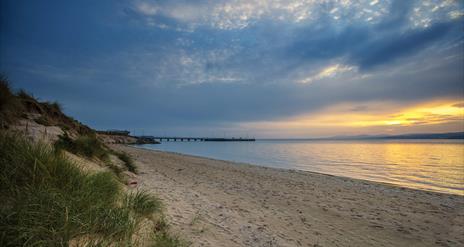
[324,132,464,140]
[262,132,464,141]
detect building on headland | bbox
[97,129,130,136]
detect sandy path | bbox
[113,145,464,247]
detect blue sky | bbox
[1,0,463,138]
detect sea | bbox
[138,139,464,195]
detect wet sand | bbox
[113,145,464,247]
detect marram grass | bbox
[0,132,186,246]
[54,133,109,162]
[115,151,137,174]
[55,133,138,174]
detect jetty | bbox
[138,136,255,142]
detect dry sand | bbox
[113,145,464,247]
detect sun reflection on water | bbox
[146,140,464,195]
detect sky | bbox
[1,0,463,138]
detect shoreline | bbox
[114,144,464,246]
[130,144,462,197]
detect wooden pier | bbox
[138,136,255,142]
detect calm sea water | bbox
[138,140,464,195]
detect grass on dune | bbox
[152,232,187,247]
[114,151,137,173]
[1,77,95,135]
[55,133,139,174]
[0,132,185,246]
[54,133,110,162]
[125,191,162,217]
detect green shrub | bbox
[0,132,178,246]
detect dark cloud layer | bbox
[287,18,461,71]
[352,21,458,69]
[1,0,463,136]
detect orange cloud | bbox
[242,100,464,137]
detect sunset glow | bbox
[347,102,464,127]
[244,101,464,137]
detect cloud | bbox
[350,21,457,70]
[298,64,356,84]
[130,0,393,30]
[127,0,463,75]
[374,0,413,30]
[1,0,463,137]
[449,10,464,19]
[130,0,463,31]
[135,2,158,16]
[286,19,461,72]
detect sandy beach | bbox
[113,145,464,247]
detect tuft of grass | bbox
[55,133,109,161]
[50,101,62,112]
[0,131,181,246]
[125,191,162,217]
[115,151,137,173]
[152,232,189,247]
[107,162,124,177]
[42,101,63,116]
[17,89,36,101]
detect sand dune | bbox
[113,145,464,247]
